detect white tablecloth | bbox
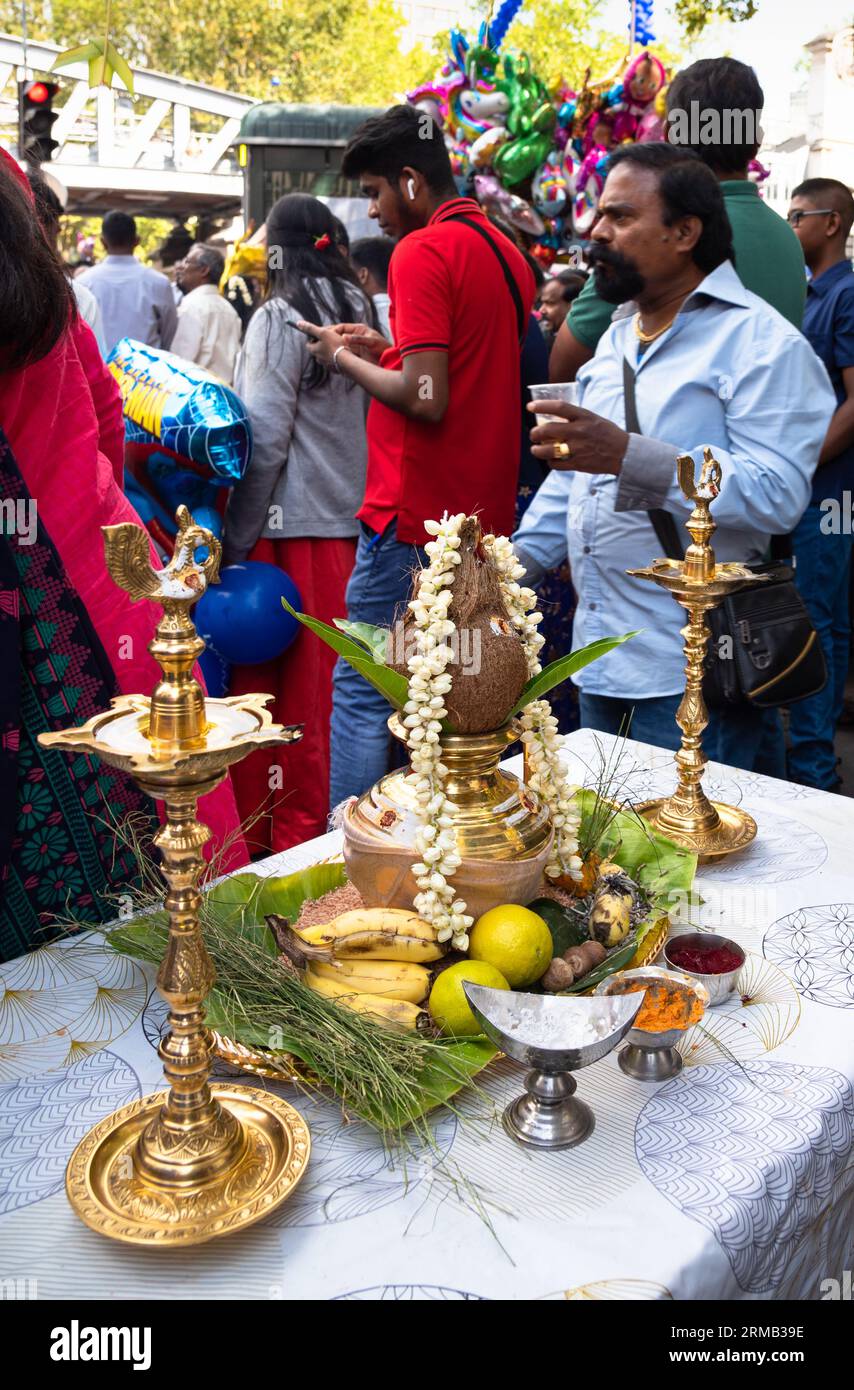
[2,730,853,1301]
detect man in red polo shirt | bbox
[301,104,535,807]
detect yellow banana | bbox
[304,969,428,1031]
[309,957,430,1003]
[298,909,444,962]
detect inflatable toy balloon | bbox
[532,152,569,216]
[198,643,230,697]
[190,504,223,538]
[469,124,508,169]
[107,338,252,483]
[459,87,509,126]
[504,194,545,237]
[494,127,554,186]
[194,562,301,666]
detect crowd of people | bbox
[1,53,853,957]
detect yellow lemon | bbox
[428,960,509,1037]
[468,904,553,988]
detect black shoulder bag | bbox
[623,358,827,711]
[446,213,527,348]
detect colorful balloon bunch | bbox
[406,22,669,266]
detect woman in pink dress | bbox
[0,152,245,960]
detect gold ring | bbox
[553,442,571,459]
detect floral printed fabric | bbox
[0,432,156,963]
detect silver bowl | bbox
[663,931,746,1006]
[463,983,643,1150]
[594,966,709,1082]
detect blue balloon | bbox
[195,562,301,665]
[198,643,230,696]
[190,505,223,538]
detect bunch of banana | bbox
[267,908,445,1033]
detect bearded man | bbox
[512,143,835,771]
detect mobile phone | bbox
[285,319,321,342]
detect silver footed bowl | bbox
[462,983,644,1150]
[463,984,644,1069]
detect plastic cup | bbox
[529,381,579,428]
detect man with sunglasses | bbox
[787,178,854,790]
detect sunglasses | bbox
[787,208,835,227]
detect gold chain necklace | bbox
[634,311,678,344]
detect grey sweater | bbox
[224,284,370,560]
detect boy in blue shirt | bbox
[788,178,854,790]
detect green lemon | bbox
[428,960,510,1037]
[468,904,553,988]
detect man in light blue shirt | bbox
[514,143,835,771]
[79,210,177,355]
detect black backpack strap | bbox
[622,356,685,561]
[447,214,526,347]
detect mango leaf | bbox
[512,632,639,713]
[106,40,134,94]
[333,619,389,663]
[283,598,408,709]
[53,36,134,92]
[527,896,587,955]
[51,40,102,70]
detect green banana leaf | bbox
[109,860,496,1128]
[576,788,698,918]
[512,632,639,713]
[283,599,408,709]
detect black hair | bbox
[329,213,350,254]
[190,243,226,285]
[264,192,370,388]
[486,214,546,287]
[102,209,137,250]
[547,268,587,303]
[0,162,74,368]
[28,172,64,244]
[666,57,763,174]
[350,236,393,290]
[341,104,456,194]
[792,177,854,238]
[607,143,734,274]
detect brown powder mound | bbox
[294,880,364,932]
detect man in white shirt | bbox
[170,244,242,384]
[79,211,177,354]
[350,236,393,339]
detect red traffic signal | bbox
[18,79,61,166]
[24,81,52,104]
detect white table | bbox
[2,730,853,1301]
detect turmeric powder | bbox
[609,978,704,1033]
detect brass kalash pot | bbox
[343,518,554,916]
[39,508,309,1246]
[344,715,553,917]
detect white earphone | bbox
[407,177,416,200]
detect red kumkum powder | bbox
[668,943,744,975]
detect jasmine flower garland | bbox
[404,515,583,952]
[404,513,473,950]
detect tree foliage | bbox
[673,0,758,39]
[3,0,436,102]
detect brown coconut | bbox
[389,517,529,733]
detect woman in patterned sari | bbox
[0,152,245,961]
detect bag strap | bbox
[622,356,685,561]
[446,214,526,347]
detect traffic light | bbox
[18,79,60,167]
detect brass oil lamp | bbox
[627,450,765,860]
[39,509,309,1245]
